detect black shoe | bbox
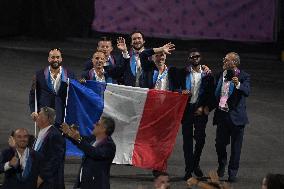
[217,165,225,177]
[228,176,238,182]
[183,172,192,181]
[193,166,204,177]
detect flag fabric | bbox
[65,79,188,171]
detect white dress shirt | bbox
[190,67,202,103]
[33,125,52,151]
[49,66,62,93]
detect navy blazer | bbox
[35,126,66,189]
[213,70,250,126]
[0,147,41,189]
[83,54,124,84]
[81,69,114,84]
[73,136,116,189]
[142,67,180,91]
[178,67,216,110]
[29,67,75,126]
[106,48,156,87]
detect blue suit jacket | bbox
[83,54,124,84]
[36,126,66,189]
[106,48,156,87]
[213,70,250,126]
[0,147,41,189]
[81,69,114,84]
[29,67,75,126]
[178,67,216,110]
[74,136,116,189]
[142,67,180,91]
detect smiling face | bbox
[131,32,145,51]
[14,129,29,149]
[48,49,62,69]
[153,53,166,68]
[92,51,106,70]
[223,52,239,70]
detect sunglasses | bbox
[189,55,201,59]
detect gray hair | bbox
[41,107,56,125]
[228,52,240,66]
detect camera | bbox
[224,69,235,81]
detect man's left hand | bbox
[232,77,239,86]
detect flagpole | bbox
[64,78,70,123]
[34,88,37,137]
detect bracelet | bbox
[77,137,82,143]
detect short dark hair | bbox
[130,31,145,41]
[265,173,284,189]
[101,116,115,136]
[188,48,200,54]
[98,36,113,44]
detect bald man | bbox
[213,52,250,182]
[0,128,41,189]
[29,48,75,128]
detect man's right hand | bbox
[31,112,38,121]
[9,156,19,168]
[182,90,192,96]
[117,37,128,53]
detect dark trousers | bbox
[215,110,245,177]
[182,103,208,173]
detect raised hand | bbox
[8,136,16,148]
[117,37,128,53]
[162,42,175,54]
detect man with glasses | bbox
[213,52,250,182]
[180,48,215,181]
[29,48,75,128]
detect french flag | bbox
[65,79,188,171]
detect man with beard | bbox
[81,51,114,83]
[213,52,250,182]
[111,31,175,87]
[180,48,215,181]
[29,48,75,128]
[0,128,41,189]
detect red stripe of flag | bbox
[132,90,188,171]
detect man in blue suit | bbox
[33,107,65,189]
[29,48,75,128]
[83,37,123,84]
[61,116,116,189]
[0,128,41,189]
[112,31,175,87]
[81,51,115,83]
[179,49,215,181]
[213,52,250,182]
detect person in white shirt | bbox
[180,48,215,181]
[29,48,75,128]
[0,128,41,189]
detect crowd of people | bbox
[0,31,283,189]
